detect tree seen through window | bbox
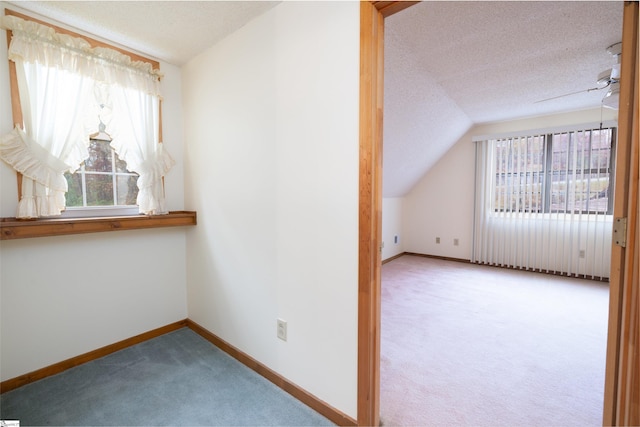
[65,138,139,208]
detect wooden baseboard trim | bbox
[186,319,357,427]
[403,252,471,264]
[382,252,405,264]
[0,319,188,394]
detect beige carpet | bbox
[380,255,609,427]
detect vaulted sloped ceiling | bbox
[383,1,623,197]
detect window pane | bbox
[115,152,133,173]
[549,173,567,212]
[560,174,611,214]
[549,129,612,213]
[583,175,610,213]
[86,174,114,206]
[523,136,545,172]
[116,175,139,205]
[64,172,83,207]
[494,136,544,212]
[566,175,587,213]
[84,139,113,172]
[551,133,570,171]
[591,129,612,170]
[572,130,590,170]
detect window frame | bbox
[546,127,616,214]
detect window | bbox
[65,138,139,209]
[1,11,173,219]
[494,127,615,215]
[473,124,615,279]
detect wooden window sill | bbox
[0,211,197,240]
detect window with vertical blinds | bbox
[473,123,616,280]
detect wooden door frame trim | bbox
[357,2,416,426]
[603,2,639,425]
[359,1,638,426]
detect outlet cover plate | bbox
[277,318,287,341]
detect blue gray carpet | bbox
[0,328,334,426]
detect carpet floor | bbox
[0,328,334,426]
[380,255,609,427]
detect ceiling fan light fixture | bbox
[607,42,622,57]
[611,63,621,80]
[602,82,620,109]
[598,64,621,85]
[597,68,613,85]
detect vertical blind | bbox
[472,124,616,280]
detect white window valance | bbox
[1,14,162,96]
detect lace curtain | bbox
[0,14,174,217]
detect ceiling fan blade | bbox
[534,84,609,103]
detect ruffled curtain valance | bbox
[1,14,162,96]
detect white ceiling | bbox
[5,1,280,65]
[3,1,625,198]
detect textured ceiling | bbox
[383,1,624,197]
[5,1,280,65]
[2,1,625,198]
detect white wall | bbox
[403,129,475,260]
[0,4,188,381]
[182,2,359,418]
[403,108,618,269]
[382,197,404,260]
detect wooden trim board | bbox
[0,320,188,394]
[403,252,471,265]
[186,320,357,427]
[358,3,384,425]
[384,252,472,265]
[0,211,197,240]
[381,252,404,264]
[603,2,640,424]
[358,3,418,425]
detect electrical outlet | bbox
[454,238,459,246]
[394,235,399,244]
[277,318,287,341]
[579,250,586,258]
[436,237,440,244]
